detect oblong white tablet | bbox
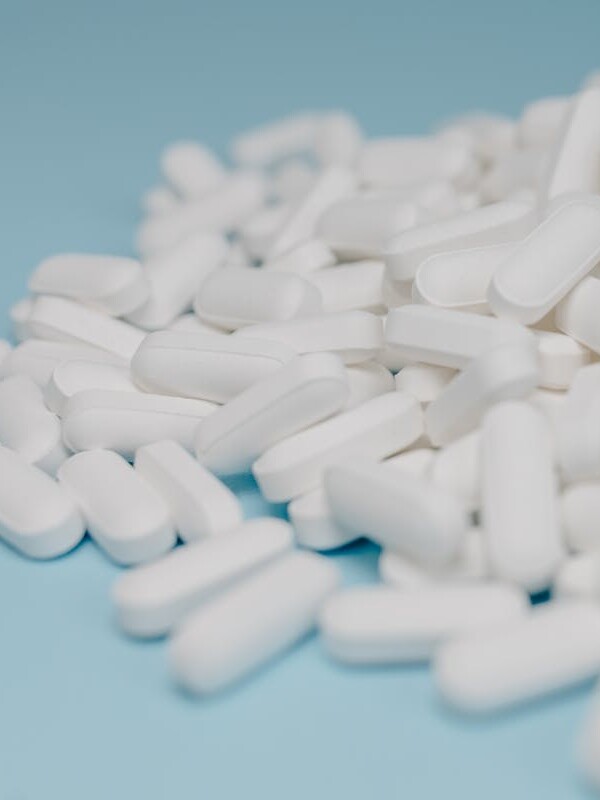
[235,311,384,364]
[135,440,242,542]
[307,260,386,313]
[28,254,149,317]
[562,483,600,553]
[557,364,600,483]
[536,331,591,390]
[142,185,179,216]
[288,487,359,552]
[161,141,225,199]
[434,601,600,713]
[320,584,528,664]
[253,391,423,503]
[262,238,335,275]
[554,553,600,602]
[58,450,175,565]
[45,360,140,416]
[113,518,295,637]
[0,445,84,559]
[194,353,348,475]
[193,266,322,330]
[314,111,363,166]
[395,363,456,404]
[344,361,394,409]
[431,431,481,511]
[518,96,570,148]
[231,112,320,166]
[62,390,217,459]
[481,401,564,592]
[169,550,340,694]
[555,276,600,354]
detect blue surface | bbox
[1,1,600,797]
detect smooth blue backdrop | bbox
[1,2,600,798]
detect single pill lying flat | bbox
[434,601,600,714]
[113,517,295,637]
[45,360,140,416]
[160,141,225,199]
[169,550,340,694]
[320,584,528,664]
[58,450,175,565]
[194,353,348,475]
[0,445,84,559]
[555,276,600,354]
[135,440,242,542]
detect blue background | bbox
[1,1,600,797]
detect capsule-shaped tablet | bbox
[320,584,527,665]
[0,375,67,475]
[62,390,217,460]
[113,518,295,637]
[555,275,600,354]
[45,360,140,416]
[395,363,456,404]
[562,483,600,552]
[313,111,363,166]
[167,313,226,336]
[132,331,296,403]
[554,553,600,601]
[193,266,322,331]
[530,388,567,432]
[194,353,348,475]
[253,391,423,503]
[431,431,481,511]
[385,200,533,282]
[288,488,359,552]
[325,462,467,567]
[479,149,546,203]
[262,238,335,274]
[28,254,149,317]
[0,445,84,559]
[135,440,242,542]
[235,311,384,364]
[536,331,590,390]
[58,450,175,565]
[306,261,385,313]
[482,401,564,592]
[557,365,600,483]
[160,141,225,199]
[517,96,570,148]
[344,361,394,409]
[270,159,317,203]
[231,112,320,166]
[434,601,600,713]
[169,550,340,694]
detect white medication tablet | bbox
[535,331,591,390]
[481,401,564,592]
[288,487,359,551]
[127,231,229,330]
[0,375,67,475]
[0,341,10,372]
[262,238,335,274]
[231,112,320,166]
[132,331,296,403]
[239,204,292,260]
[270,159,317,203]
[579,691,600,790]
[113,518,295,637]
[316,195,419,258]
[385,200,533,282]
[479,149,546,203]
[167,313,226,336]
[385,305,535,369]
[431,431,481,511]
[62,390,217,459]
[555,276,600,354]
[488,197,600,324]
[314,111,363,166]
[28,296,145,361]
[320,583,527,665]
[344,361,394,409]
[0,445,84,559]
[135,440,242,542]
[395,363,456,404]
[554,553,600,601]
[235,311,384,364]
[434,601,600,714]
[325,462,467,566]
[529,388,566,431]
[9,297,34,341]
[253,391,423,503]
[28,254,150,317]
[413,243,515,314]
[517,96,570,148]
[383,446,436,478]
[307,261,385,313]
[193,266,322,330]
[169,550,340,694]
[160,141,225,199]
[45,360,140,416]
[142,185,179,216]
[562,483,600,553]
[58,450,175,565]
[194,353,348,475]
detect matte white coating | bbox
[554,553,600,601]
[344,361,394,409]
[45,360,140,416]
[395,363,456,404]
[555,276,600,354]
[231,113,319,166]
[518,96,570,148]
[161,141,225,199]
[262,238,335,274]
[307,260,385,313]
[142,185,179,216]
[314,111,363,166]
[536,331,590,390]
[562,483,600,553]
[288,487,358,552]
[431,431,481,511]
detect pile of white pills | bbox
[5,73,600,791]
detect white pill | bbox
[253,391,423,503]
[489,197,600,324]
[58,450,175,565]
[288,488,358,551]
[239,204,292,260]
[193,266,322,330]
[0,340,11,368]
[434,601,600,713]
[344,361,394,409]
[0,445,84,559]
[562,483,600,553]
[194,353,348,475]
[395,363,456,404]
[167,313,226,336]
[479,149,546,203]
[555,275,600,354]
[0,375,67,475]
[482,401,564,592]
[431,431,481,511]
[517,96,570,148]
[557,371,600,484]
[0,339,125,387]
[231,112,320,166]
[169,550,340,694]
[439,113,515,163]
[536,331,590,390]
[325,461,467,566]
[142,185,179,216]
[262,238,335,274]
[160,141,225,199]
[385,200,533,282]
[135,440,242,542]
[383,446,436,478]
[270,159,317,203]
[113,518,294,637]
[529,388,566,431]
[28,254,150,317]
[9,298,34,341]
[307,260,385,313]
[46,359,140,416]
[62,390,217,459]
[385,305,535,369]
[579,689,600,790]
[132,331,296,403]
[235,311,384,364]
[127,231,229,331]
[414,243,516,314]
[425,343,539,446]
[320,583,527,665]
[28,296,145,361]
[554,553,600,601]
[314,111,363,165]
[316,195,419,258]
